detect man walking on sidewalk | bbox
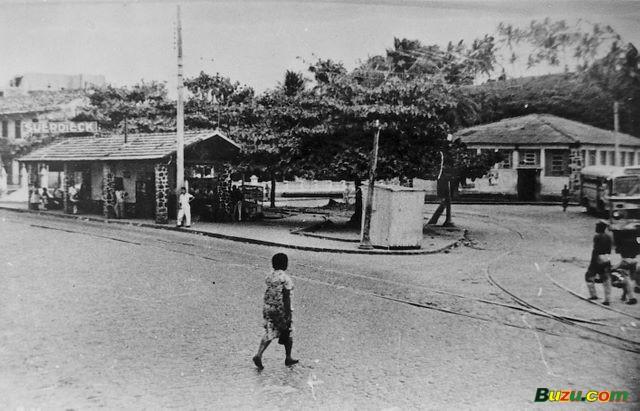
[176,187,194,228]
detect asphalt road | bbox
[1,206,638,409]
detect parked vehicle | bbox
[580,165,640,219]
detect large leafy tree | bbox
[183,71,256,131]
[282,70,305,97]
[73,81,175,133]
[462,73,618,131]
[237,54,502,221]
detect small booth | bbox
[361,184,426,249]
[19,129,241,224]
[241,185,265,219]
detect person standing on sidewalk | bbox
[40,187,51,210]
[585,221,613,305]
[231,185,244,222]
[253,253,298,370]
[29,188,41,210]
[176,187,194,228]
[114,187,128,219]
[68,184,80,214]
[561,185,570,212]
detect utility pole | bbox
[359,120,381,250]
[614,101,620,166]
[176,5,185,191]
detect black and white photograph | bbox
[1,0,639,408]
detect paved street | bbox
[1,205,639,409]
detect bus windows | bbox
[613,176,640,196]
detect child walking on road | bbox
[253,253,298,370]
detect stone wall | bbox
[26,164,37,204]
[62,163,69,213]
[102,163,115,218]
[568,148,583,193]
[154,163,169,224]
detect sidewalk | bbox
[0,202,465,255]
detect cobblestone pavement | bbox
[0,206,638,409]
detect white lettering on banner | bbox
[21,121,98,135]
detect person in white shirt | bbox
[114,188,128,219]
[176,187,194,227]
[68,185,80,214]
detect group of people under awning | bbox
[29,182,83,214]
[185,179,263,224]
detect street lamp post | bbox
[443,133,454,227]
[359,120,381,250]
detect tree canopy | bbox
[491,19,640,136]
[235,53,502,183]
[73,81,175,133]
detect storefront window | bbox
[600,151,607,165]
[14,120,21,139]
[520,150,539,166]
[548,151,569,176]
[497,149,512,168]
[588,150,597,166]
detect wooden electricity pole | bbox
[614,101,620,166]
[176,5,185,191]
[359,120,381,250]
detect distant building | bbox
[7,73,106,92]
[455,114,640,200]
[0,90,88,186]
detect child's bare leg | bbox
[625,278,637,304]
[284,338,298,366]
[253,336,271,369]
[603,278,612,305]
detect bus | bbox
[580,166,640,219]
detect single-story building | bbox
[19,129,240,223]
[0,90,87,186]
[455,114,640,200]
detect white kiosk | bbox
[361,184,426,249]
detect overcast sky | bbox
[1,0,639,93]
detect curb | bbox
[427,201,579,206]
[290,218,360,244]
[0,206,465,255]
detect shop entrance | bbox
[517,167,541,201]
[135,173,155,218]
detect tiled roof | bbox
[456,114,640,148]
[0,90,87,115]
[19,130,240,162]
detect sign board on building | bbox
[22,121,98,135]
